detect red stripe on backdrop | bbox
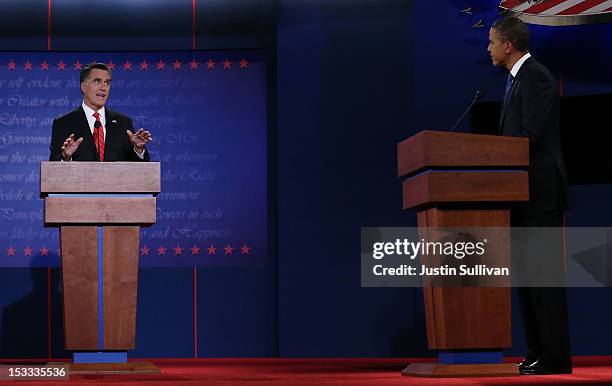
[558,0,608,15]
[606,6,612,11]
[500,0,529,9]
[524,0,569,13]
[194,266,198,358]
[563,214,567,272]
[47,266,51,360]
[48,0,52,50]
[192,0,197,50]
[560,75,566,272]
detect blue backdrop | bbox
[0,52,267,268]
[1,0,612,360]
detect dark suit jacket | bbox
[49,107,149,162]
[500,57,570,211]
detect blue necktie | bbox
[503,73,514,105]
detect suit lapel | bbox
[77,107,97,157]
[499,58,531,131]
[104,109,114,149]
[105,109,124,160]
[499,79,520,130]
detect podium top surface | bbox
[40,161,161,194]
[397,130,529,178]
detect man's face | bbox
[81,68,111,110]
[488,28,510,67]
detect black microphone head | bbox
[94,120,101,129]
[475,89,484,99]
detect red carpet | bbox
[3,357,612,385]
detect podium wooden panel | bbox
[419,208,511,349]
[45,197,156,223]
[397,129,528,177]
[40,161,160,193]
[403,171,528,209]
[103,226,140,349]
[41,161,160,353]
[60,226,99,349]
[397,131,528,376]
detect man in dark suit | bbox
[488,17,572,375]
[49,62,151,162]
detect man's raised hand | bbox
[61,133,83,161]
[127,128,152,154]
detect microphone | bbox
[94,120,101,161]
[449,89,484,132]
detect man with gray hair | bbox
[49,62,152,162]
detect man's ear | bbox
[505,41,513,54]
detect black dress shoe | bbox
[519,359,572,375]
[517,356,538,369]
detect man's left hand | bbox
[127,128,152,154]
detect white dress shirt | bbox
[81,102,144,159]
[510,52,531,77]
[81,102,106,138]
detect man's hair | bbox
[492,17,530,53]
[80,62,112,84]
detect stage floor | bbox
[2,357,612,385]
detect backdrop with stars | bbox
[0,52,267,267]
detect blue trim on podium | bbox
[73,352,127,364]
[98,226,104,350]
[405,169,526,182]
[439,350,503,364]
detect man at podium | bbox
[488,17,572,375]
[49,62,152,162]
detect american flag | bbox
[500,0,612,25]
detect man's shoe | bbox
[519,359,572,375]
[517,356,538,370]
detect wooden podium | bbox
[397,130,529,377]
[41,161,160,374]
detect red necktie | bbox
[92,111,105,161]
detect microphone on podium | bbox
[449,89,484,132]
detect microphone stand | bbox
[450,89,484,132]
